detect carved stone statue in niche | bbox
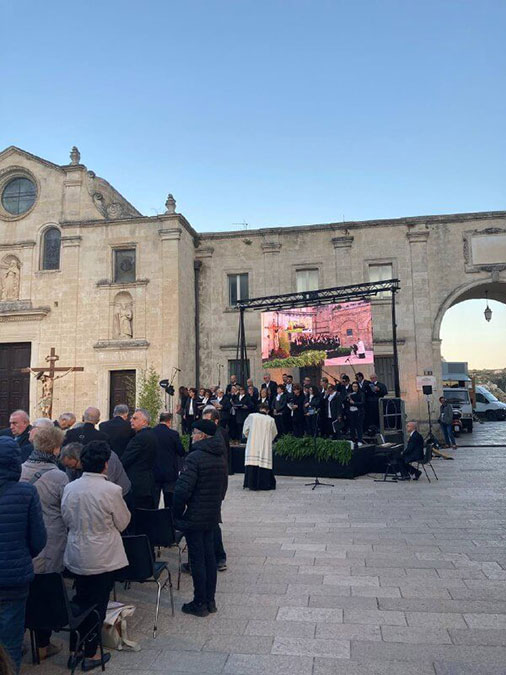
[113,292,134,339]
[1,257,20,301]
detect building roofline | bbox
[198,210,506,240]
[0,146,65,172]
[61,212,199,242]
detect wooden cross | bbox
[21,347,84,419]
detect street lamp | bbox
[484,291,492,322]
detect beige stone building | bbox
[1,144,505,426]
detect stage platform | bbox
[231,442,390,479]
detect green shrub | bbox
[262,350,327,369]
[274,434,353,465]
[137,367,163,426]
[181,433,191,453]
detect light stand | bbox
[305,410,334,490]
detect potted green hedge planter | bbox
[272,435,373,479]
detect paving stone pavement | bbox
[22,445,506,675]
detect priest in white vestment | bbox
[243,403,277,491]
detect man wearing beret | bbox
[172,419,227,617]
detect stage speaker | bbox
[422,384,433,395]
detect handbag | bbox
[102,601,140,651]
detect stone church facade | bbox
[1,145,506,425]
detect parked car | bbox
[474,385,506,421]
[443,387,473,432]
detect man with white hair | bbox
[397,420,423,480]
[57,412,76,431]
[0,410,33,462]
[121,409,158,508]
[99,404,134,459]
[62,407,109,447]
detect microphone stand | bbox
[305,410,334,490]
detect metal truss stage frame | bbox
[235,279,401,396]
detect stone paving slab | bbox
[20,445,506,674]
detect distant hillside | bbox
[469,369,506,402]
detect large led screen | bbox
[261,300,374,367]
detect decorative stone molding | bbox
[406,230,429,243]
[61,235,82,248]
[165,194,176,214]
[158,228,182,241]
[0,300,50,322]
[96,279,149,289]
[70,146,81,165]
[261,242,281,253]
[86,170,141,220]
[332,235,354,249]
[219,343,257,351]
[195,246,214,259]
[0,240,36,250]
[93,339,149,350]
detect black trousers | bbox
[214,524,226,563]
[292,415,305,438]
[71,571,114,657]
[348,411,364,443]
[185,528,217,606]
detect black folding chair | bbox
[25,572,103,675]
[134,507,186,589]
[416,442,439,483]
[114,534,174,638]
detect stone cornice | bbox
[96,279,149,289]
[0,240,36,250]
[0,300,50,322]
[200,211,506,240]
[93,339,150,350]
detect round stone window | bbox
[1,177,37,215]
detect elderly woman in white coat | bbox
[62,440,130,672]
[21,424,68,661]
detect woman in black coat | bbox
[258,386,271,412]
[346,382,366,445]
[232,386,254,441]
[290,384,306,437]
[273,384,288,436]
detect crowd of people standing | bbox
[177,370,388,447]
[0,402,228,673]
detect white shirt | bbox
[327,392,336,418]
[189,399,194,415]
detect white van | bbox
[474,385,506,421]
[443,387,473,432]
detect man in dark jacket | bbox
[173,420,227,617]
[99,404,134,459]
[121,409,158,508]
[152,412,185,507]
[0,436,46,672]
[398,421,423,480]
[0,409,33,463]
[62,407,109,447]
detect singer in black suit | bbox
[99,404,134,459]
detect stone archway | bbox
[432,278,506,342]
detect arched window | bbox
[42,227,61,270]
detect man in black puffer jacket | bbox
[173,420,227,617]
[0,436,46,672]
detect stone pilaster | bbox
[332,235,354,285]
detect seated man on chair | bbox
[398,420,423,480]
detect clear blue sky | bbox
[2,1,506,368]
[2,0,506,232]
